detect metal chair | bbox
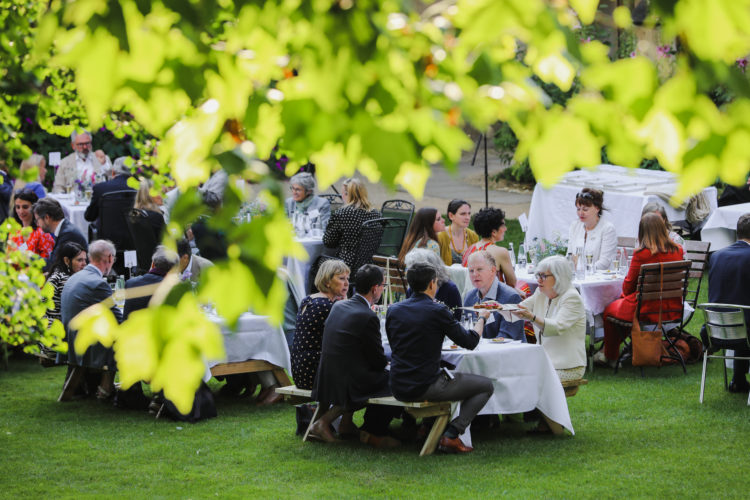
[96,190,136,276]
[369,218,408,258]
[697,303,750,405]
[607,260,692,374]
[381,200,415,233]
[372,255,408,305]
[320,193,344,215]
[126,208,161,275]
[682,240,711,326]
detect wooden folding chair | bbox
[682,240,711,326]
[607,260,692,374]
[372,255,408,306]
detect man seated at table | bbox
[704,213,750,393]
[52,130,104,193]
[463,251,524,341]
[310,264,400,447]
[386,263,494,454]
[33,197,88,272]
[60,239,123,400]
[123,245,179,319]
[84,156,134,228]
[177,238,213,283]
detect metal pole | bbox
[484,132,489,208]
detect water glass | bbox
[113,277,126,308]
[585,252,594,274]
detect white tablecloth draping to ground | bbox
[443,341,573,446]
[204,312,291,381]
[700,202,750,252]
[526,165,718,247]
[48,193,91,242]
[285,237,325,305]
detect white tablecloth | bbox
[204,312,291,381]
[526,164,718,246]
[444,341,573,446]
[446,264,473,300]
[285,237,325,305]
[700,202,750,251]
[48,193,91,242]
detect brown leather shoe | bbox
[360,430,401,449]
[256,388,283,406]
[438,435,473,453]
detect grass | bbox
[2,220,749,498]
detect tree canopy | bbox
[2,0,749,411]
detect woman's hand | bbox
[516,304,534,321]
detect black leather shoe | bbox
[728,380,750,393]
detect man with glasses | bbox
[60,239,122,400]
[52,130,104,193]
[463,250,524,341]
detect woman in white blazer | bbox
[566,188,617,271]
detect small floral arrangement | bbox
[237,199,268,221]
[529,233,568,262]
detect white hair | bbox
[289,172,316,196]
[71,129,91,142]
[113,156,131,175]
[467,250,496,270]
[88,239,116,263]
[404,248,449,285]
[536,255,573,295]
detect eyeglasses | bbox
[576,191,594,201]
[289,186,305,193]
[74,141,92,147]
[535,273,553,282]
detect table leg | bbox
[58,366,85,402]
[541,413,565,436]
[419,414,449,456]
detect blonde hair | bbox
[314,259,350,293]
[342,178,372,211]
[134,178,161,212]
[11,154,45,210]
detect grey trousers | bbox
[420,372,494,434]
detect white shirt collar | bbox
[355,293,372,307]
[53,220,63,238]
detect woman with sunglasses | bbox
[566,188,617,271]
[7,189,54,259]
[517,255,586,381]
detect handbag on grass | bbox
[631,263,668,367]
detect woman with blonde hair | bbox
[322,177,379,274]
[10,154,47,208]
[133,178,166,241]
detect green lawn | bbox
[2,220,750,498]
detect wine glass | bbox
[585,252,594,275]
[113,277,126,308]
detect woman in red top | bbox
[598,212,684,363]
[8,189,54,259]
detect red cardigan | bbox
[612,246,684,323]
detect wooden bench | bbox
[276,385,452,456]
[210,360,291,387]
[562,378,588,398]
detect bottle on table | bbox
[575,247,586,280]
[508,242,516,268]
[517,244,527,273]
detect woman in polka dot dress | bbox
[291,259,350,389]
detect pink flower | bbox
[656,45,671,57]
[737,57,748,73]
[629,51,636,58]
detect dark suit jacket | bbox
[60,264,123,368]
[46,219,88,272]
[311,294,389,408]
[708,240,750,328]
[123,270,166,320]
[84,174,134,222]
[386,293,480,400]
[0,170,12,222]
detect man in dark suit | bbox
[33,197,88,272]
[60,239,122,399]
[310,264,400,447]
[707,213,750,392]
[84,156,134,223]
[386,263,494,454]
[123,245,179,319]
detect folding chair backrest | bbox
[374,218,408,258]
[698,303,750,345]
[320,193,344,215]
[682,239,711,308]
[372,255,408,297]
[381,200,415,232]
[352,218,386,271]
[634,260,691,322]
[126,208,160,274]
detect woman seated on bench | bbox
[291,259,350,389]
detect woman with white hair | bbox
[517,255,587,381]
[285,172,331,230]
[405,248,462,320]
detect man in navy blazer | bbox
[707,213,750,392]
[386,263,494,454]
[123,246,179,319]
[60,240,122,398]
[84,156,135,224]
[463,251,524,341]
[34,197,88,272]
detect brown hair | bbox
[637,212,679,255]
[398,207,440,264]
[575,187,605,217]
